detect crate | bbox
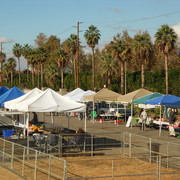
[2,129,14,138]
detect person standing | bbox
[140,109,147,131]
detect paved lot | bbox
[41,113,180,144]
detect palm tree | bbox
[0,52,6,83]
[100,53,117,88]
[110,34,130,94]
[27,49,37,86]
[84,25,101,90]
[155,25,177,94]
[56,48,68,89]
[66,34,77,84]
[12,43,22,84]
[44,63,58,88]
[22,44,31,81]
[36,47,48,89]
[133,31,153,88]
[7,57,16,86]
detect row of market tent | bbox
[0,86,180,132]
[0,85,179,113]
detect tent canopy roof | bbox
[4,88,42,110]
[83,88,121,102]
[14,88,86,112]
[166,100,180,108]
[64,88,84,98]
[132,92,163,104]
[117,88,153,103]
[0,86,25,108]
[0,86,9,96]
[145,94,180,105]
[68,90,96,102]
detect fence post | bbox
[166,142,169,168]
[158,156,161,180]
[48,156,51,180]
[10,143,14,170]
[156,156,159,180]
[129,133,131,157]
[63,160,68,180]
[112,159,114,180]
[122,132,124,155]
[2,139,5,164]
[34,150,38,180]
[91,134,94,157]
[22,146,25,177]
[149,138,152,163]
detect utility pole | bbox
[75,22,80,88]
[75,22,83,88]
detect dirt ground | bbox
[1,114,180,179]
[0,166,23,180]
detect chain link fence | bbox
[0,132,180,179]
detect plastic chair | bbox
[46,134,60,153]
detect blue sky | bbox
[1,0,180,69]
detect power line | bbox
[84,10,180,25]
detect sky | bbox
[0,0,180,69]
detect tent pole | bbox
[116,102,118,126]
[23,113,26,136]
[93,101,94,123]
[26,112,30,155]
[159,106,162,136]
[125,104,127,123]
[68,113,70,130]
[84,112,87,132]
[130,103,133,129]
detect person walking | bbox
[140,109,147,131]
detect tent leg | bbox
[68,113,70,130]
[84,112,87,132]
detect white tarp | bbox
[63,88,85,98]
[67,90,96,102]
[4,88,42,110]
[14,88,86,112]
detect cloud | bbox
[0,37,13,43]
[171,23,180,38]
[108,8,121,13]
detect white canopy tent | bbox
[63,87,85,99]
[67,90,96,102]
[15,88,86,113]
[4,88,42,110]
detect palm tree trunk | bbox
[18,57,21,84]
[27,61,29,82]
[107,71,110,88]
[73,56,77,88]
[11,71,13,86]
[41,63,43,89]
[61,67,64,89]
[120,62,124,95]
[165,54,168,94]
[141,63,145,88]
[37,63,40,89]
[32,64,34,86]
[92,47,95,90]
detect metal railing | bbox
[0,138,66,180]
[0,131,180,179]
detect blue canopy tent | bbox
[166,101,180,109]
[145,94,180,136]
[145,94,180,105]
[0,86,25,108]
[0,86,9,96]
